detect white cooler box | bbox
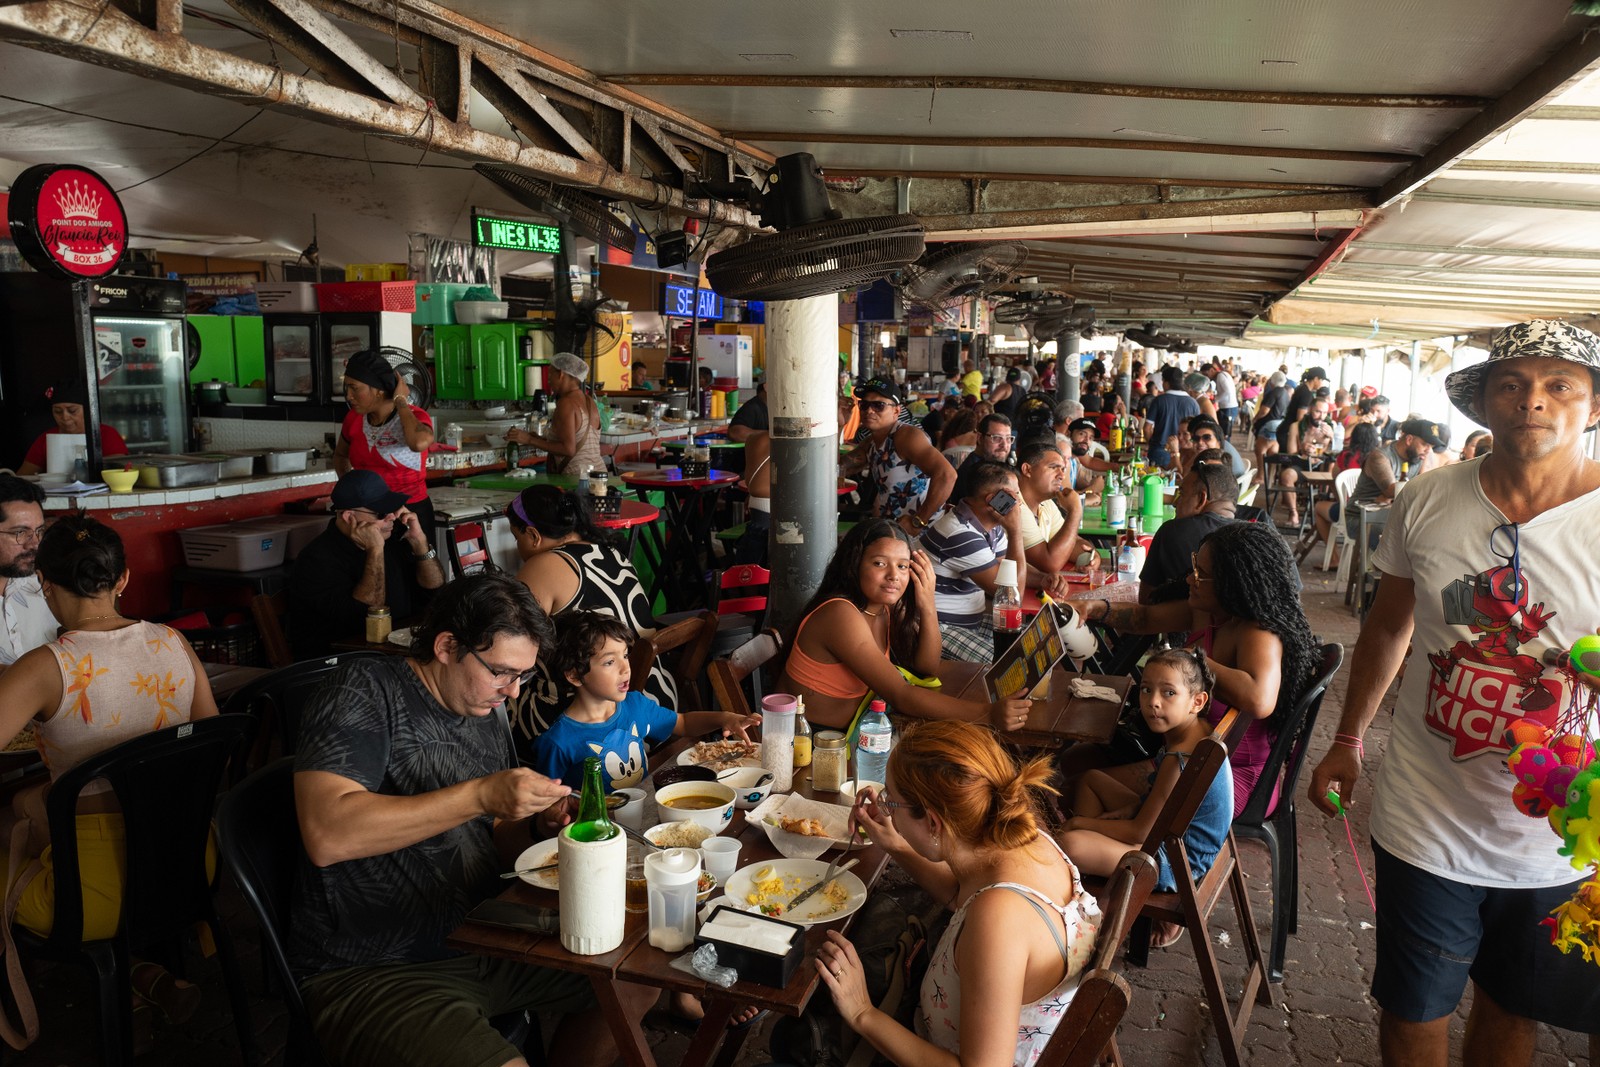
[252,514,333,560]
[178,523,289,571]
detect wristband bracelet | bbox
[1332,733,1364,756]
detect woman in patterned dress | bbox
[815,721,1100,1066]
[502,485,676,763]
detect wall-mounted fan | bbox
[1123,322,1197,353]
[703,153,925,301]
[894,243,1028,318]
[992,292,1096,346]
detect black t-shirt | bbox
[1141,512,1239,596]
[729,395,769,434]
[1277,384,1315,448]
[288,523,432,658]
[290,657,512,978]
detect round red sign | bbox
[6,164,128,280]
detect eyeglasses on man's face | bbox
[0,526,45,547]
[467,648,538,691]
[983,433,1014,444]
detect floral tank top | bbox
[868,428,931,520]
[915,836,1102,1064]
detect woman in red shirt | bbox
[16,385,127,476]
[335,350,435,538]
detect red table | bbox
[595,499,661,559]
[621,470,740,609]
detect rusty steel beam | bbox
[228,0,424,108]
[1377,26,1600,206]
[0,0,763,227]
[915,191,1374,233]
[830,166,1363,194]
[311,0,774,173]
[473,53,603,164]
[1048,237,1315,262]
[608,73,1487,110]
[727,130,1411,165]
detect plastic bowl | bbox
[101,469,139,493]
[653,781,736,834]
[719,766,774,810]
[643,819,714,850]
[651,764,717,789]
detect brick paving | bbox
[8,547,1595,1066]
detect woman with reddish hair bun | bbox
[816,720,1102,1066]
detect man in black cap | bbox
[288,469,446,658]
[842,376,955,534]
[1061,416,1118,493]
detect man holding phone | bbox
[919,461,1029,662]
[288,469,447,657]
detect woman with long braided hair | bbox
[1076,519,1319,816]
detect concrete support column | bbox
[1407,340,1421,416]
[1056,333,1080,405]
[767,295,840,636]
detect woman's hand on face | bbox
[908,550,936,604]
[816,930,873,1029]
[851,786,909,855]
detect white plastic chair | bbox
[1236,468,1254,498]
[1324,468,1362,578]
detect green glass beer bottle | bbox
[565,756,619,843]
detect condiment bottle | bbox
[812,731,848,792]
[365,605,392,644]
[792,704,813,769]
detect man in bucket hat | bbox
[1310,319,1600,1066]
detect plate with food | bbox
[512,838,561,890]
[675,738,761,770]
[2,725,38,758]
[724,858,867,925]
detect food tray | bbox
[586,489,623,516]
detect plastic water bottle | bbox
[1116,539,1144,585]
[991,558,1022,662]
[855,700,893,788]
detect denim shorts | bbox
[1371,840,1600,1030]
[1254,418,1282,441]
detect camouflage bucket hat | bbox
[1444,319,1600,426]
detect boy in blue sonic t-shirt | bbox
[533,611,760,791]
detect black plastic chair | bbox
[1230,641,1345,984]
[221,652,384,759]
[13,715,257,1067]
[217,759,541,1067]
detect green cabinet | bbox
[434,325,472,400]
[188,315,268,386]
[432,323,528,400]
[233,317,265,386]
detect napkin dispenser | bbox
[695,904,806,988]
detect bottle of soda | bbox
[991,558,1022,661]
[855,700,893,788]
[565,755,618,842]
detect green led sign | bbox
[472,213,563,253]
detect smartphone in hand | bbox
[987,489,1017,516]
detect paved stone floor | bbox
[7,546,1596,1066]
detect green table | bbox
[455,472,617,492]
[1079,504,1173,539]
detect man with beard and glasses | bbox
[0,476,55,672]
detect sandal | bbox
[1150,921,1185,950]
[130,961,202,1025]
[661,996,768,1033]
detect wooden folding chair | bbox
[1119,720,1269,1066]
[706,630,784,717]
[629,610,717,710]
[1038,850,1159,1067]
[251,591,293,670]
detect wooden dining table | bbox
[445,737,891,1067]
[934,660,1132,749]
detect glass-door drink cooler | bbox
[0,273,192,466]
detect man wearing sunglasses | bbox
[1309,320,1600,1067]
[289,469,447,658]
[843,378,955,535]
[0,475,55,671]
[292,573,656,1067]
[1178,415,1246,480]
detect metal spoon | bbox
[618,822,662,850]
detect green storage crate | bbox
[414,283,473,325]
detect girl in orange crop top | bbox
[786,597,886,700]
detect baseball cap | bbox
[1359,385,1378,400]
[1302,366,1328,382]
[1399,418,1450,450]
[856,377,903,405]
[1444,319,1600,425]
[331,469,408,515]
[1067,417,1100,437]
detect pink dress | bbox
[1194,624,1277,819]
[914,837,1101,1064]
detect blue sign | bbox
[662,282,724,320]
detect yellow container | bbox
[345,263,409,281]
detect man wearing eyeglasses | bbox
[950,413,1015,499]
[292,573,656,1067]
[0,475,54,671]
[1309,320,1600,1067]
[288,469,446,658]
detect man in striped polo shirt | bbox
[918,460,1028,662]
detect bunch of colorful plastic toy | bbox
[1502,640,1600,965]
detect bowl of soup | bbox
[652,781,736,835]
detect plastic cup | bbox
[612,787,649,831]
[699,837,742,885]
[624,854,649,914]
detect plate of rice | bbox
[644,820,715,849]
